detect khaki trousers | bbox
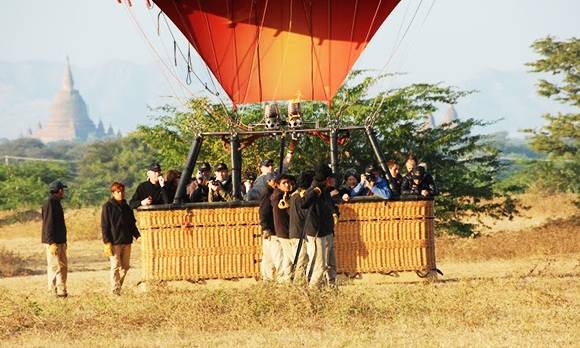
[45,243,67,295]
[289,238,309,284]
[261,236,282,281]
[276,237,295,283]
[110,244,131,294]
[306,234,337,288]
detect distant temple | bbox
[441,104,459,125]
[31,58,118,143]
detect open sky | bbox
[0,0,578,136]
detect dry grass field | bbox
[0,193,578,347]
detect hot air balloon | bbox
[117,0,441,283]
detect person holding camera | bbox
[187,162,211,202]
[258,173,281,281]
[129,162,169,208]
[208,162,234,202]
[41,180,69,298]
[101,182,140,295]
[349,164,392,199]
[401,166,438,197]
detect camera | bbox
[363,172,376,184]
[209,180,221,187]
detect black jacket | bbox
[129,180,169,209]
[271,189,290,239]
[188,183,209,202]
[101,198,140,245]
[389,174,403,197]
[259,186,275,233]
[288,189,308,239]
[301,182,335,238]
[41,195,67,244]
[401,173,438,197]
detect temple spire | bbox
[62,56,74,91]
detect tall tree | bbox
[524,36,579,193]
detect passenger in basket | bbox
[259,173,281,281]
[188,162,211,202]
[288,170,314,283]
[387,160,403,197]
[270,174,296,283]
[340,171,359,201]
[246,159,275,201]
[401,165,438,197]
[302,164,337,288]
[208,162,234,202]
[403,155,417,183]
[101,182,140,295]
[242,171,257,201]
[164,169,181,202]
[129,162,170,208]
[349,164,392,199]
[42,180,69,298]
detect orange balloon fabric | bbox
[155,0,400,105]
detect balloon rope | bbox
[241,0,270,104]
[366,0,426,127]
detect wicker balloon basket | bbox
[136,199,436,281]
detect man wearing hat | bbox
[188,162,211,202]
[301,164,338,288]
[129,162,169,209]
[208,162,234,202]
[41,180,69,297]
[401,166,438,197]
[246,159,275,201]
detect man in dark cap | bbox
[401,166,438,197]
[208,162,234,202]
[129,162,169,209]
[188,162,211,202]
[288,170,314,283]
[302,164,338,288]
[246,159,275,201]
[42,180,68,297]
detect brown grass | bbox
[437,214,580,262]
[0,247,32,277]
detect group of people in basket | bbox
[41,154,437,297]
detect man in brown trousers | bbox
[41,180,68,298]
[101,182,140,295]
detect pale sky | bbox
[1,0,579,135]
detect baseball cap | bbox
[148,162,162,172]
[198,162,211,172]
[215,162,228,171]
[413,166,426,179]
[48,180,68,192]
[260,159,274,167]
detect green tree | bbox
[139,72,517,237]
[523,36,579,193]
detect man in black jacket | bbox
[288,170,314,283]
[41,180,68,297]
[387,160,403,197]
[302,164,337,288]
[129,162,169,209]
[258,173,280,281]
[270,174,295,283]
[101,182,141,295]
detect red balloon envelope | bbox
[154,0,400,105]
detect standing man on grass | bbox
[102,182,141,295]
[41,180,68,298]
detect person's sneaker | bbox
[56,293,68,298]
